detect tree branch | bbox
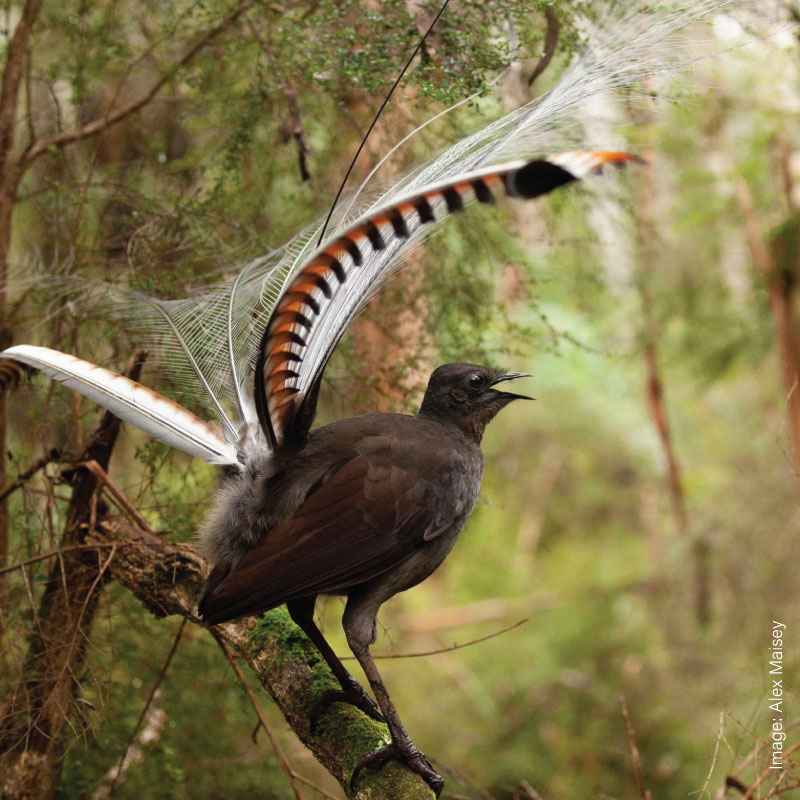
[0,0,43,172]
[20,1,252,169]
[0,449,57,503]
[736,175,800,493]
[103,618,186,798]
[527,8,559,88]
[636,149,708,624]
[87,518,435,800]
[620,696,652,800]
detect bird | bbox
[0,153,636,794]
[199,362,530,793]
[1,0,719,789]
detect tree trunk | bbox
[0,169,23,575]
[0,354,144,800]
[637,151,709,625]
[736,177,800,491]
[0,0,45,578]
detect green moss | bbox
[247,608,340,718]
[315,703,390,773]
[354,762,436,800]
[246,608,432,797]
[315,707,434,799]
[248,608,314,668]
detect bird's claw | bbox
[350,740,444,797]
[309,681,384,732]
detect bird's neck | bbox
[417,407,487,446]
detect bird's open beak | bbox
[490,372,533,401]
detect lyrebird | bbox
[0,152,634,793]
[0,2,697,789]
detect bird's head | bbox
[418,362,531,442]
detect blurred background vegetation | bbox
[1,1,799,798]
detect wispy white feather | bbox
[3,0,731,459]
[107,0,728,441]
[2,345,239,466]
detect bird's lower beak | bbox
[490,372,533,401]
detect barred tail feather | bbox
[257,151,640,449]
[0,358,32,392]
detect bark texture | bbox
[0,0,46,581]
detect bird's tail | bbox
[1,0,730,463]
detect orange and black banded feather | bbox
[256,152,641,451]
[0,359,31,392]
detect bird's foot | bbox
[310,677,384,731]
[350,739,444,797]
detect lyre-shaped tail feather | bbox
[257,151,640,450]
[1,345,239,466]
[0,358,32,392]
[86,1,720,440]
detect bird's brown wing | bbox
[201,438,461,625]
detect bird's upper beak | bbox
[489,372,533,401]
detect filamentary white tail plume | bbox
[111,0,728,437]
[1,0,730,460]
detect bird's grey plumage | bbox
[199,407,484,622]
[197,364,528,795]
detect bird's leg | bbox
[343,597,444,797]
[285,598,383,725]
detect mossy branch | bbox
[90,519,435,800]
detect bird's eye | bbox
[468,373,483,389]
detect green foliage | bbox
[57,599,302,799]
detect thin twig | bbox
[520,779,545,800]
[0,541,136,576]
[699,712,727,799]
[0,450,57,502]
[70,460,155,534]
[212,633,307,800]
[18,562,38,614]
[107,618,187,797]
[727,718,800,784]
[24,546,120,747]
[20,1,252,167]
[742,742,800,800]
[70,1,202,243]
[765,779,800,798]
[245,14,312,182]
[290,773,341,800]
[620,695,652,800]
[341,617,528,660]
